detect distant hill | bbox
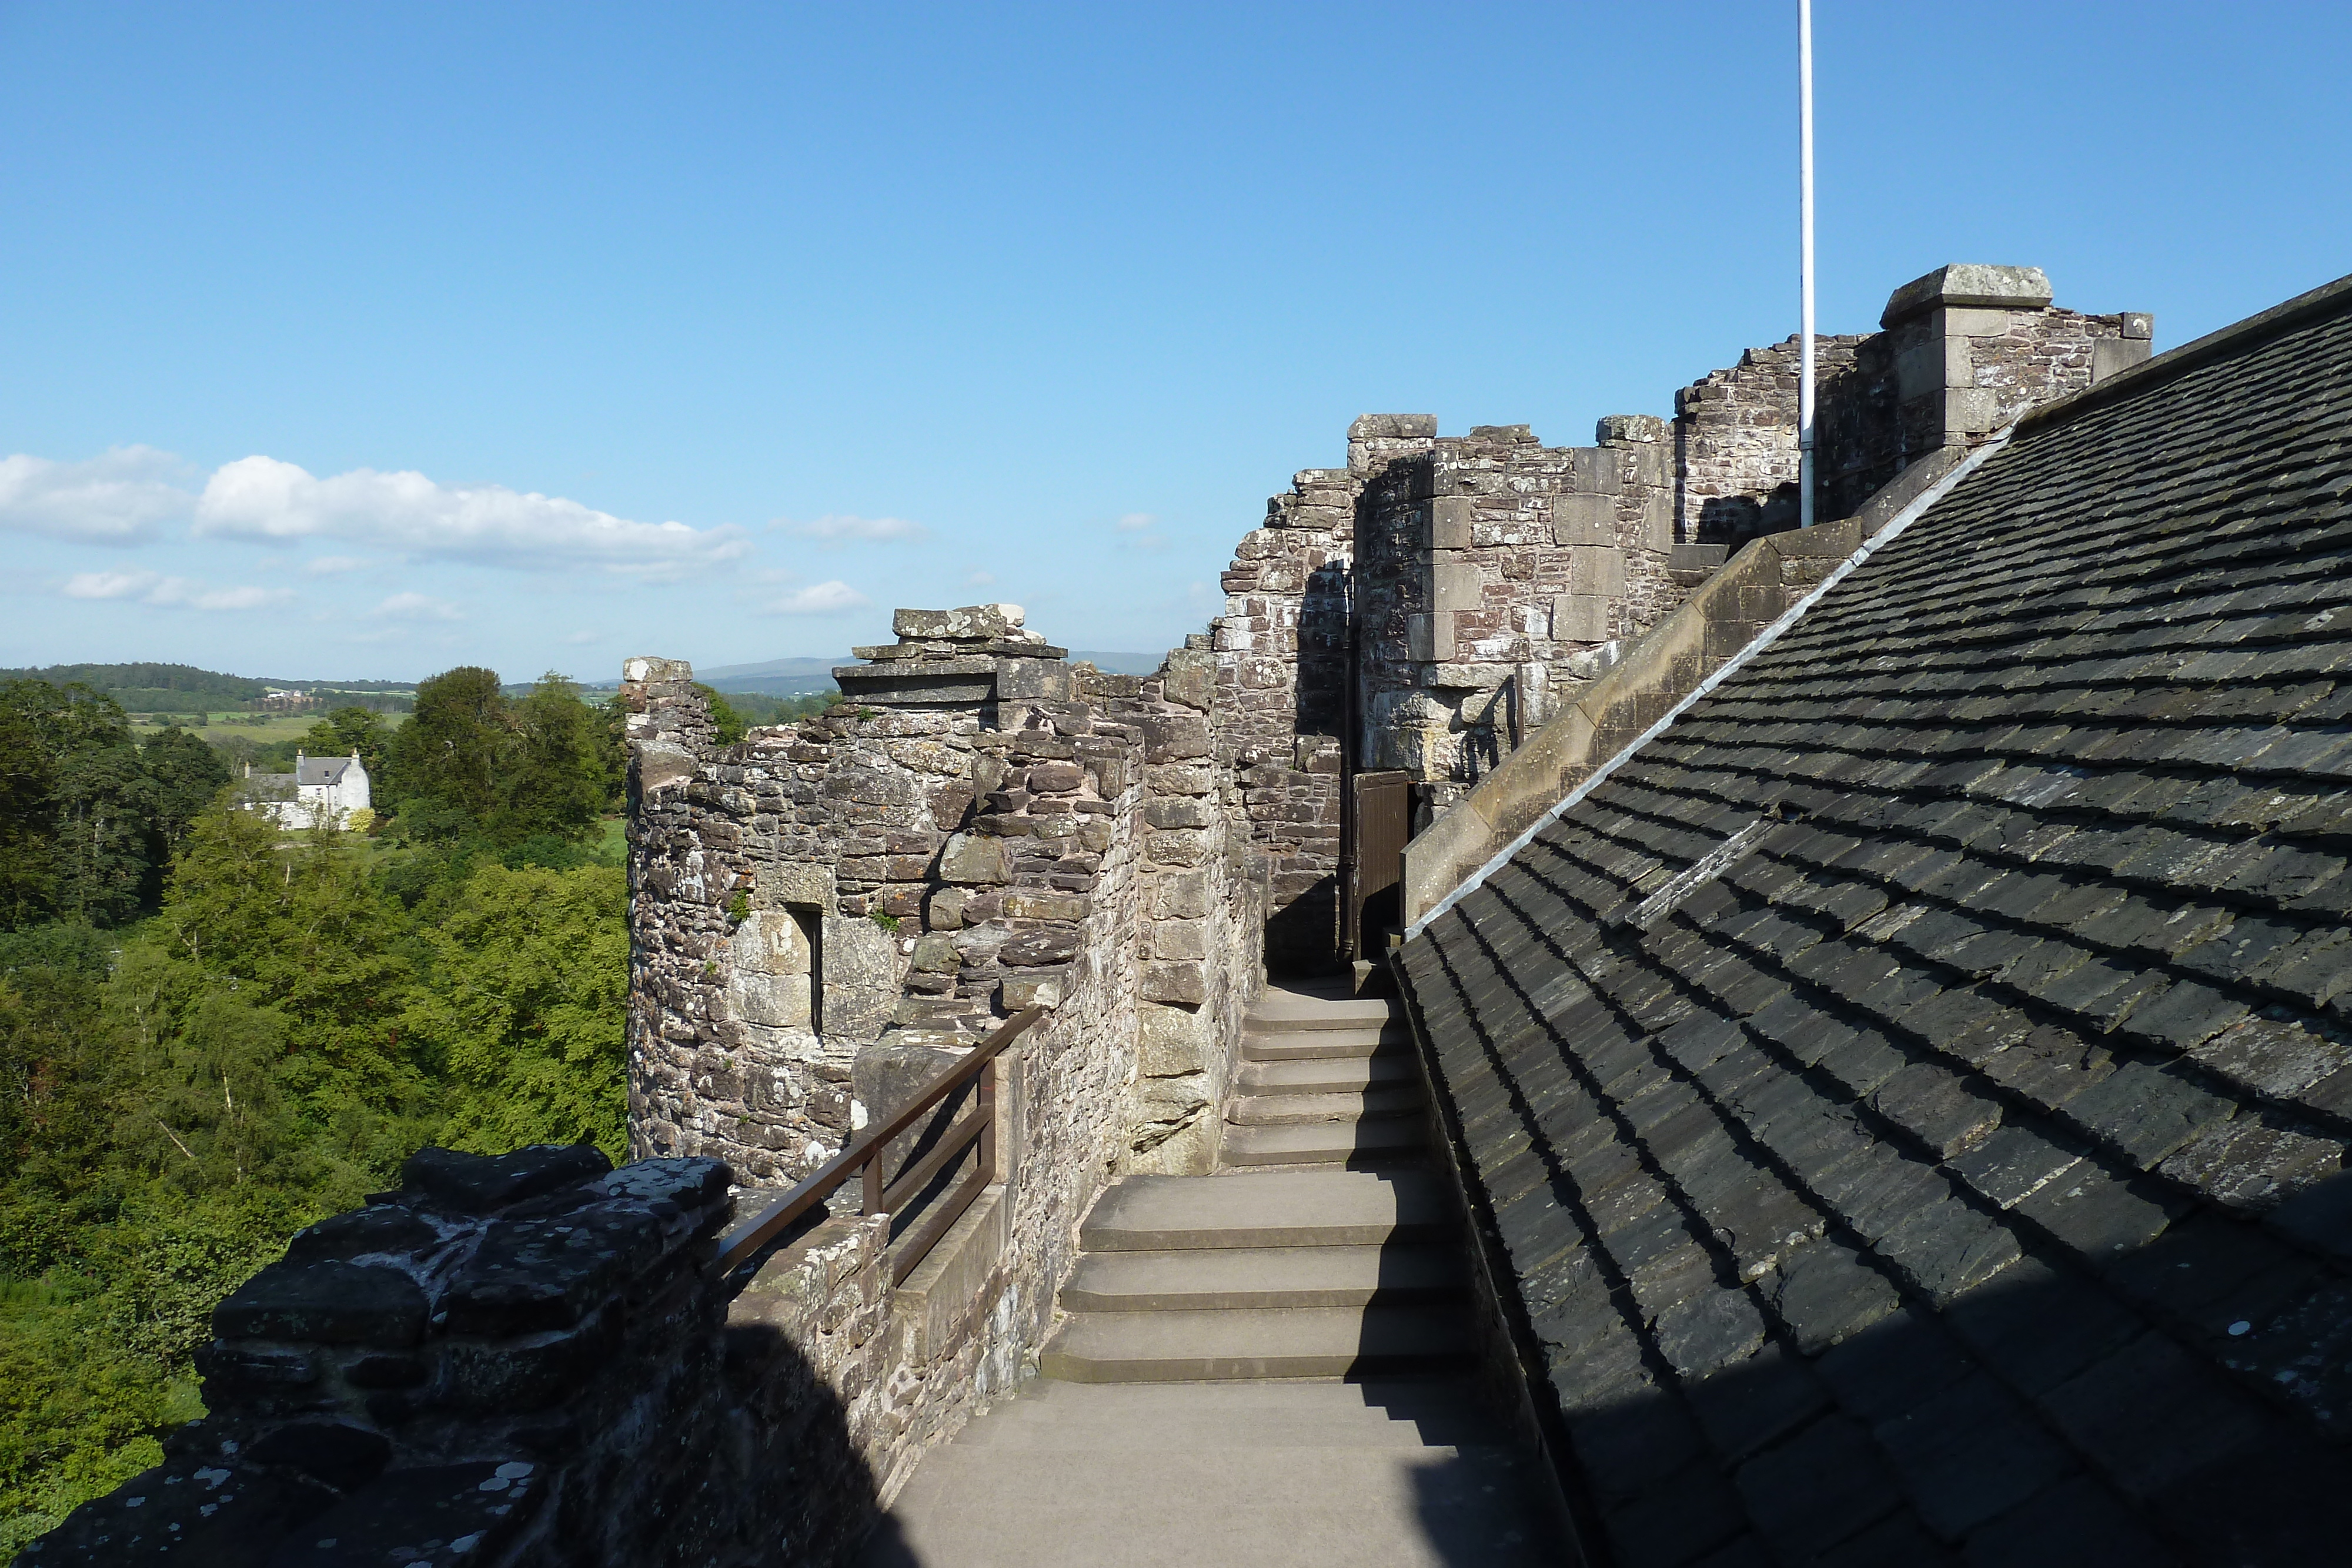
[0,662,415,713]
[1069,651,1164,676]
[691,656,846,697]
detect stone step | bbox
[1220,1118,1428,1168]
[1242,1027,1408,1061]
[1040,1305,1474,1382]
[1226,1086,1424,1126]
[944,1378,1506,1453]
[1060,1245,1463,1312]
[1078,1171,1452,1252]
[867,1427,1558,1567]
[1244,988,1399,1034]
[1240,1055,1417,1095]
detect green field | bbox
[126,710,409,744]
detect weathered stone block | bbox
[1570,546,1626,597]
[939,833,1009,885]
[1408,613,1455,663]
[1145,764,1214,796]
[1163,648,1214,711]
[909,934,961,974]
[1144,797,1213,830]
[1004,891,1090,921]
[1141,959,1208,1005]
[1431,560,1485,612]
[1151,918,1210,961]
[1146,829,1213,867]
[1138,1002,1214,1076]
[1553,492,1615,547]
[893,604,1025,639]
[216,1262,430,1348]
[1945,386,1999,435]
[2092,337,2153,384]
[1554,594,1611,642]
[1154,870,1211,920]
[1642,493,1674,551]
[1000,927,1084,967]
[1000,971,1065,1010]
[1139,713,1212,763]
[1430,496,1476,549]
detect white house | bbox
[242,750,372,830]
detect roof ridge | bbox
[2017,269,2352,433]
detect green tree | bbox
[298,707,392,783]
[136,728,230,860]
[385,667,506,821]
[406,862,627,1160]
[497,674,605,842]
[695,684,748,746]
[0,683,153,930]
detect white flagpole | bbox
[1798,0,1816,527]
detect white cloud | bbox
[562,629,606,645]
[775,513,929,543]
[370,591,463,621]
[194,456,750,573]
[302,554,375,575]
[61,569,289,611]
[763,580,871,614]
[1115,512,1155,531]
[0,447,192,542]
[966,568,996,586]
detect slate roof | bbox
[1398,276,2352,1567]
[295,754,356,787]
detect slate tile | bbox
[2110,978,2250,1054]
[2211,1278,2352,1438]
[1975,1024,2116,1109]
[1809,1025,1912,1098]
[2154,1114,2344,1211]
[1756,1237,1900,1354]
[1960,1475,2181,1568]
[1870,1196,2024,1307]
[2187,1013,2352,1102]
[1582,1168,1671,1238]
[1653,1285,1769,1378]
[1568,1387,1709,1503]
[1872,1372,2076,1540]
[1546,1315,1660,1417]
[1733,1414,1907,1562]
[2036,1332,2276,1501]
[2057,1059,2236,1168]
[1598,1459,1749,1568]
[1684,1341,1833,1467]
[1869,1062,2004,1158]
[2012,1156,2183,1266]
[2261,1166,2352,1263]
[1812,1506,1960,1567]
[2140,1432,2352,1566]
[1687,1533,1776,1568]
[1815,1309,1976,1423]
[1810,1142,1950,1241]
[1896,988,2034,1066]
[1945,1123,2086,1209]
[1943,1256,2143,1396]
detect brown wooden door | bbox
[1347,770,1412,960]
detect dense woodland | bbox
[0,665,719,1547]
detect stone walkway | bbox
[857,979,1563,1567]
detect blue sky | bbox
[5,1,2348,683]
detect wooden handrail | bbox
[710,1005,1044,1280]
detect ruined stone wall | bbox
[27,1145,1049,1567]
[1674,265,2151,547]
[1348,415,1681,823]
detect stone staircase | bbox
[865,979,1561,1567]
[1040,980,1467,1382]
